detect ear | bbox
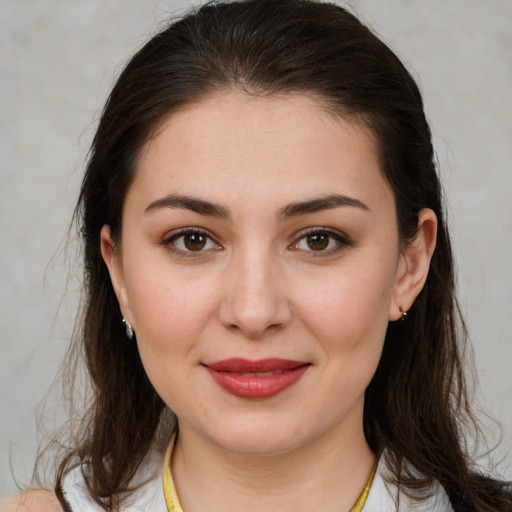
[389,208,438,321]
[100,225,133,323]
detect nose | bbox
[218,249,292,339]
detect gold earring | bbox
[399,306,407,321]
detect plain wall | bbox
[1,0,511,496]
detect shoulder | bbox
[0,489,63,512]
[364,455,454,512]
[61,442,167,512]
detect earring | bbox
[399,306,408,321]
[122,317,135,341]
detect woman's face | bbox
[103,92,434,456]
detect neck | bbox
[171,408,375,512]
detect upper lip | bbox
[205,358,308,373]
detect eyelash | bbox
[161,228,222,257]
[291,228,351,255]
[161,227,351,257]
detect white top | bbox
[61,444,454,511]
[364,462,453,511]
[61,443,167,512]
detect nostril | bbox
[217,278,293,338]
[223,320,284,340]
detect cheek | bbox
[297,265,395,345]
[290,257,397,401]
[123,258,220,366]
[279,264,394,430]
[124,267,222,413]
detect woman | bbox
[2,0,511,510]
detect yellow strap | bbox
[162,433,184,512]
[162,433,376,512]
[350,463,376,512]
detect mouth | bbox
[203,358,310,399]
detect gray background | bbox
[1,0,511,496]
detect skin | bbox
[101,91,437,511]
[0,490,62,512]
[2,91,436,511]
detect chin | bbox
[204,413,315,457]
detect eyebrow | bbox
[277,194,369,221]
[144,194,230,218]
[144,192,368,220]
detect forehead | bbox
[128,91,393,215]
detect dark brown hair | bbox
[52,0,511,510]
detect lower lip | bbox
[205,365,309,399]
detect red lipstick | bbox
[204,358,309,399]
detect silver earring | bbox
[122,317,135,341]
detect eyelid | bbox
[290,227,352,253]
[161,227,222,256]
[160,226,351,257]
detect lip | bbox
[204,358,310,399]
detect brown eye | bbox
[306,234,329,251]
[292,229,350,255]
[166,229,220,254]
[184,233,207,251]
